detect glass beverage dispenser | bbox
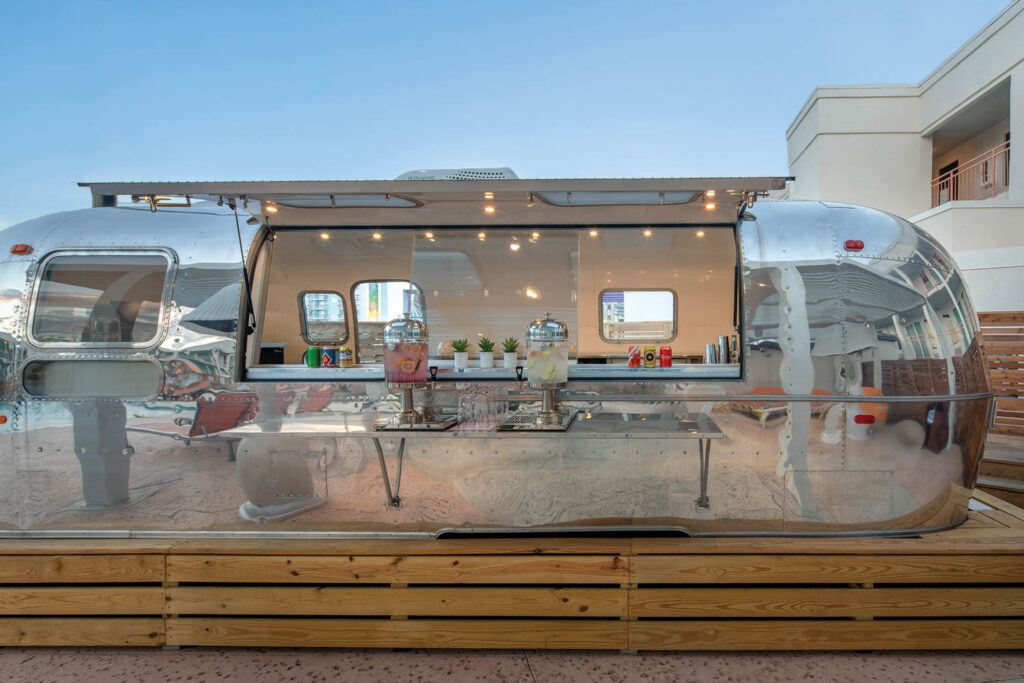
[523,312,575,429]
[376,313,455,430]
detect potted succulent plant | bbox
[478,337,495,369]
[452,339,470,369]
[502,337,519,369]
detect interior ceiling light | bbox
[484,206,496,214]
[589,230,599,237]
[531,231,540,239]
[484,192,494,199]
[424,232,434,239]
[643,229,652,237]
[372,233,382,240]
[478,232,486,240]
[320,233,330,240]
[705,203,717,210]
[510,243,521,252]
[706,190,716,198]
[264,203,278,213]
[696,231,705,237]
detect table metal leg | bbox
[373,438,405,508]
[696,438,711,509]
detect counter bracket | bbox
[373,438,405,508]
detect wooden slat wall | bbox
[1,494,1023,651]
[979,311,1024,436]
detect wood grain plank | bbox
[0,618,164,646]
[0,555,164,583]
[167,618,627,649]
[979,312,1024,325]
[0,587,164,615]
[630,587,1024,618]
[630,554,1024,584]
[973,489,1024,521]
[166,554,628,584]
[0,541,176,555]
[991,425,1024,437]
[628,619,1024,650]
[166,586,627,618]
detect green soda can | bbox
[305,346,321,367]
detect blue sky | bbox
[0,0,1011,228]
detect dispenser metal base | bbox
[374,414,459,431]
[496,410,578,431]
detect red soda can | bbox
[627,346,642,368]
[660,346,672,367]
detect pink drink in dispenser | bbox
[382,313,429,387]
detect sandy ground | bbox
[0,647,1021,683]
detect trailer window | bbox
[31,253,171,347]
[300,292,348,344]
[599,289,676,342]
[352,280,424,362]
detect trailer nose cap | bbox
[9,244,33,255]
[844,240,864,252]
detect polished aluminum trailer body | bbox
[0,178,992,537]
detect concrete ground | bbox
[0,647,1022,682]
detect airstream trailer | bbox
[0,173,992,538]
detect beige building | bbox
[786,0,1024,311]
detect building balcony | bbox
[931,140,1010,207]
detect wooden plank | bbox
[971,510,1013,528]
[973,488,1024,521]
[992,424,1024,437]
[166,586,627,618]
[167,618,627,649]
[980,327,1024,335]
[978,487,1024,510]
[979,312,1024,325]
[0,587,164,615]
[628,619,1024,651]
[0,540,177,555]
[0,555,164,583]
[630,587,1024,618]
[0,618,164,647]
[167,537,635,556]
[167,554,628,584]
[989,369,1024,382]
[630,555,1024,584]
[984,341,1024,355]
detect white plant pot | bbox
[503,351,517,369]
[454,352,469,369]
[478,351,494,369]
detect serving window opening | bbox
[248,225,740,379]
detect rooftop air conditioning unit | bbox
[395,167,519,180]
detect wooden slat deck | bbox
[980,311,1024,436]
[0,489,1021,651]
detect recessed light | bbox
[320,233,330,240]
[372,233,382,240]
[706,190,716,198]
[589,230,599,237]
[264,204,278,213]
[705,203,716,210]
[478,232,486,240]
[696,231,705,237]
[484,206,496,214]
[484,192,494,199]
[532,232,540,239]
[424,232,434,239]
[643,229,652,237]
[510,243,521,252]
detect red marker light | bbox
[9,244,33,255]
[853,414,875,424]
[844,240,864,252]
[0,415,7,425]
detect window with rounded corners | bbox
[299,291,348,344]
[599,289,677,343]
[23,360,163,399]
[30,251,174,348]
[351,280,425,363]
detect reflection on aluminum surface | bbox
[0,201,991,536]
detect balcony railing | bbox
[931,140,1010,207]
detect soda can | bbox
[321,347,338,368]
[659,346,672,367]
[305,346,321,368]
[338,346,354,367]
[627,346,642,368]
[643,346,657,368]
